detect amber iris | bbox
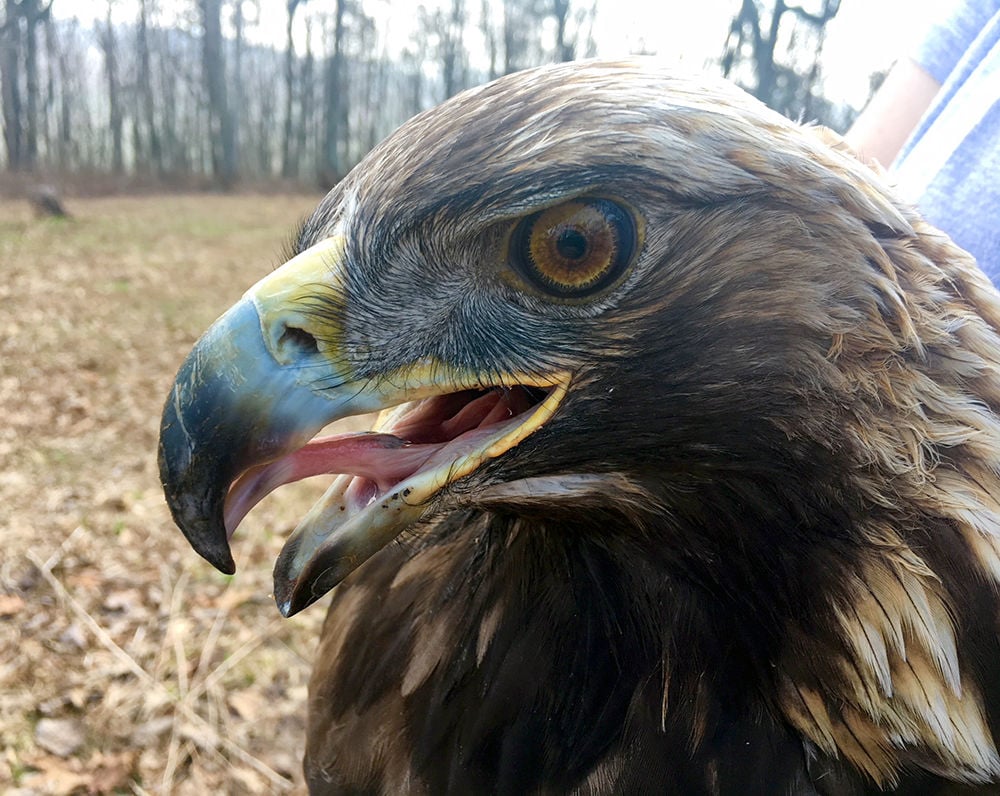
[511,198,637,298]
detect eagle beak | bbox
[159,237,568,616]
[158,237,370,575]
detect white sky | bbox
[584,0,936,107]
[55,0,938,109]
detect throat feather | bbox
[778,544,1000,786]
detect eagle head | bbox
[159,60,1000,789]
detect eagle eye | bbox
[510,198,637,298]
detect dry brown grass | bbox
[0,194,343,794]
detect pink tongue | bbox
[223,432,438,538]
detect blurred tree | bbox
[482,0,592,76]
[502,0,535,74]
[552,0,597,63]
[232,0,259,175]
[0,0,858,186]
[321,0,347,186]
[21,0,47,168]
[97,1,124,174]
[1,0,53,170]
[296,15,314,172]
[399,46,425,118]
[156,25,185,174]
[198,0,237,186]
[721,0,841,124]
[1,3,26,169]
[552,0,573,62]
[480,0,499,80]
[341,4,379,167]
[354,11,382,155]
[43,18,67,167]
[247,38,278,175]
[442,0,467,98]
[136,0,162,174]
[418,0,467,101]
[282,0,305,178]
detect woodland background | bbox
[0,0,872,193]
[2,1,903,793]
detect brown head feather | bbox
[196,60,1000,793]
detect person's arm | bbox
[845,57,942,168]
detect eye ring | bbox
[509,198,638,299]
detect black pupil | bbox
[556,227,588,260]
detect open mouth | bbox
[157,239,571,617]
[224,385,552,538]
[213,379,566,615]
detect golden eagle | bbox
[159,61,1000,793]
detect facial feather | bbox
[161,61,1000,792]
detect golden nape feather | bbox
[158,60,1000,794]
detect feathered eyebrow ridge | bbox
[158,59,1000,794]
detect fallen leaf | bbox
[86,750,139,793]
[66,569,103,592]
[228,689,266,721]
[19,750,137,795]
[20,754,89,795]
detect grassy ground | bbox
[0,194,342,794]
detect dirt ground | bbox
[0,194,345,794]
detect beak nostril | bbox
[278,325,320,357]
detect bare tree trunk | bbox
[199,0,237,186]
[281,0,302,178]
[232,0,246,175]
[401,50,423,119]
[137,0,162,174]
[441,0,465,99]
[43,17,58,165]
[322,0,345,186]
[480,0,498,81]
[580,0,598,59]
[296,16,313,178]
[99,2,124,174]
[366,53,384,152]
[3,0,52,171]
[502,0,515,75]
[23,1,38,168]
[158,40,179,173]
[721,0,840,116]
[551,0,573,62]
[1,4,24,170]
[502,0,534,76]
[256,70,274,175]
[56,27,71,167]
